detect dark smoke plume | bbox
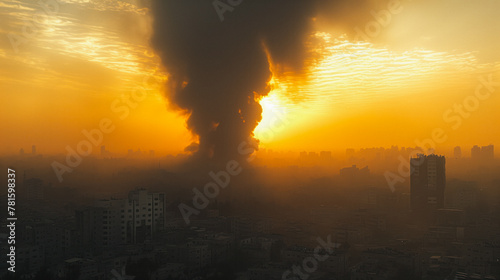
[150,0,374,164]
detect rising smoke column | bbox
[150,0,317,163]
[150,0,377,164]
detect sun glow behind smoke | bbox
[253,31,491,148]
[253,89,289,142]
[2,0,499,155]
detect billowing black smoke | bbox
[150,0,374,164]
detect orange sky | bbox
[1,0,499,156]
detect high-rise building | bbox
[32,145,36,155]
[410,154,446,216]
[127,189,166,243]
[471,145,481,160]
[76,188,166,248]
[481,144,494,160]
[339,165,370,178]
[471,144,494,160]
[453,146,461,159]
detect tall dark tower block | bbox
[410,154,446,217]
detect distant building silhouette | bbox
[32,145,36,155]
[471,145,481,160]
[410,154,446,217]
[453,146,461,159]
[471,144,494,160]
[481,144,494,160]
[308,151,318,158]
[19,148,24,156]
[340,165,370,177]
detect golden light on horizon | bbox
[253,30,499,151]
[1,0,499,156]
